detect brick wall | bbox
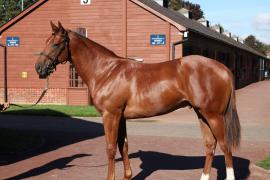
[0,88,66,104]
[127,0,170,63]
[0,0,126,105]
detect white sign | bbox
[81,0,91,5]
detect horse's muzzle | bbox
[35,63,49,79]
[39,74,48,79]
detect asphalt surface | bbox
[0,81,270,179]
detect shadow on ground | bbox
[2,109,72,117]
[5,154,91,180]
[127,150,250,180]
[0,110,104,166]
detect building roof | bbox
[0,0,268,59]
[136,0,268,59]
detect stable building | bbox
[0,0,268,105]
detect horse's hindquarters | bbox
[180,55,232,114]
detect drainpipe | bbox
[172,31,189,59]
[0,43,8,102]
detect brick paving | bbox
[0,81,270,179]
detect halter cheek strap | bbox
[39,33,73,70]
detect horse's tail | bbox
[224,81,241,150]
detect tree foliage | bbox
[0,0,38,26]
[169,0,204,20]
[169,0,183,11]
[213,24,224,33]
[244,35,269,55]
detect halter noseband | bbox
[39,32,72,72]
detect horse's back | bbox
[180,55,231,74]
[122,60,185,118]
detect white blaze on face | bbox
[200,173,209,180]
[226,167,235,180]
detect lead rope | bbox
[10,78,49,108]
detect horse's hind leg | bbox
[118,117,132,180]
[195,108,217,180]
[203,113,235,180]
[199,120,217,180]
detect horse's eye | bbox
[47,63,53,68]
[52,43,60,48]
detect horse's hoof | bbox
[123,173,132,180]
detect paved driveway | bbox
[0,81,270,179]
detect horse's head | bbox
[35,21,71,79]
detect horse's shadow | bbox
[125,150,250,180]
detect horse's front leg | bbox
[118,117,132,180]
[103,111,121,180]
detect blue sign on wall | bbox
[6,37,20,47]
[150,34,166,45]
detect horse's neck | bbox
[69,32,120,87]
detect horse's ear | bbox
[58,21,65,34]
[50,21,58,33]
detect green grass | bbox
[2,104,100,117]
[0,128,43,154]
[257,156,270,170]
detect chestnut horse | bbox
[35,22,241,180]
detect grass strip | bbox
[2,105,100,117]
[257,156,270,170]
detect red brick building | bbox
[0,0,268,105]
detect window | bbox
[69,64,84,87]
[69,27,87,87]
[76,28,87,38]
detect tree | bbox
[0,0,38,26]
[216,24,224,33]
[182,1,204,20]
[23,0,38,9]
[244,35,256,49]
[169,0,183,11]
[0,0,20,25]
[244,35,268,55]
[265,45,270,54]
[169,0,204,20]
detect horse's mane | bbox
[70,30,119,58]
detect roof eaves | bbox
[175,14,267,58]
[137,0,268,59]
[0,0,48,35]
[189,28,267,58]
[130,0,186,32]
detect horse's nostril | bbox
[35,63,42,73]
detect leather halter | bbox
[39,32,73,72]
